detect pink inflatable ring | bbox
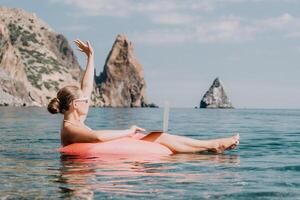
[58,137,173,157]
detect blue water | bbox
[0,107,300,199]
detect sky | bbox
[0,0,300,108]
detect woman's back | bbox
[61,120,93,146]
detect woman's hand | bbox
[74,39,94,57]
[129,125,146,136]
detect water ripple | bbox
[0,108,300,199]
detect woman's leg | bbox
[141,132,239,153]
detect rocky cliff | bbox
[200,78,234,109]
[0,6,83,106]
[0,7,155,108]
[94,35,153,107]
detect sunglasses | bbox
[73,97,89,103]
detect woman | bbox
[48,39,239,153]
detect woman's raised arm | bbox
[74,39,94,98]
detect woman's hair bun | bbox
[47,97,61,114]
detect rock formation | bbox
[200,78,234,109]
[0,7,155,107]
[0,6,83,106]
[94,35,154,107]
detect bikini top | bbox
[63,119,92,131]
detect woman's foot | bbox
[211,134,240,153]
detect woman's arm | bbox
[65,125,145,143]
[94,125,145,141]
[93,129,134,141]
[74,39,94,98]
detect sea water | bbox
[0,107,299,199]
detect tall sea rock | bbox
[0,7,154,108]
[0,6,83,106]
[200,77,234,109]
[94,35,152,107]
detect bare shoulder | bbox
[62,123,92,138]
[61,123,99,145]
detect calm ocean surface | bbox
[0,107,299,199]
